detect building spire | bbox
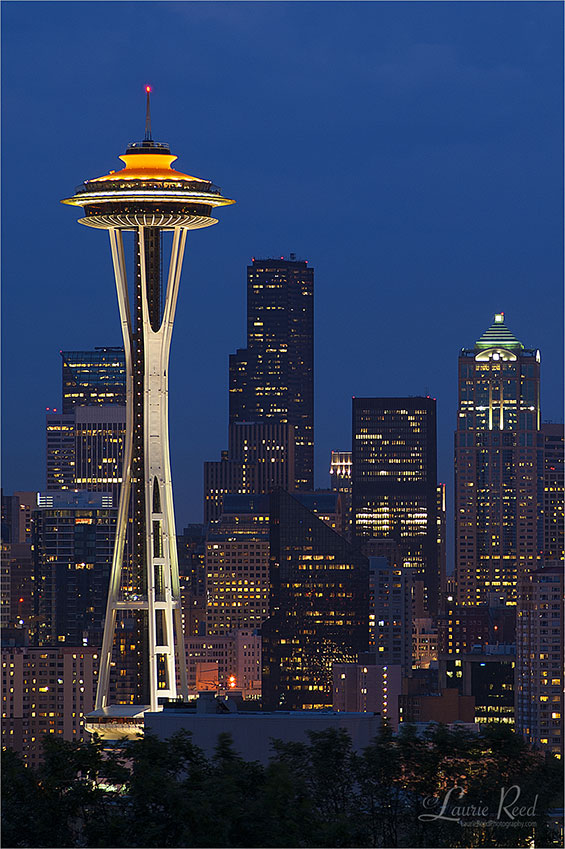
[144,85,152,141]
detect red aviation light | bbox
[145,85,152,93]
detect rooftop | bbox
[475,313,524,350]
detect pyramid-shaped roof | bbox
[475,313,524,350]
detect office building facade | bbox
[262,489,368,711]
[61,347,126,412]
[204,422,295,522]
[352,397,440,613]
[33,491,115,648]
[229,257,314,490]
[540,423,564,564]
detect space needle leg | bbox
[95,228,134,710]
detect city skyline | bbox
[2,2,563,567]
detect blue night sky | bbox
[2,2,563,568]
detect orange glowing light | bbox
[91,152,208,184]
[146,86,152,93]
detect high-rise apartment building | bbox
[204,422,295,522]
[1,645,98,767]
[229,257,314,490]
[369,557,414,672]
[61,347,126,412]
[352,397,440,614]
[262,489,368,710]
[516,564,563,758]
[455,314,541,605]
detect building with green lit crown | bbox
[455,313,541,606]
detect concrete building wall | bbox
[145,708,380,765]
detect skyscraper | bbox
[516,564,563,757]
[229,257,314,490]
[33,491,115,648]
[204,421,295,522]
[47,407,127,507]
[369,556,414,672]
[262,489,368,710]
[455,313,541,605]
[46,413,75,490]
[61,347,126,412]
[539,423,564,564]
[352,397,440,614]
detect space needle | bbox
[62,88,234,737]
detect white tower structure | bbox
[62,89,234,735]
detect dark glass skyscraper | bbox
[33,491,115,648]
[229,257,314,490]
[352,397,440,614]
[262,489,368,710]
[61,347,126,412]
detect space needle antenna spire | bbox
[144,85,152,141]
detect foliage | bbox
[2,723,562,848]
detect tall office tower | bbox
[62,91,233,728]
[352,397,440,614]
[540,423,564,564]
[33,491,115,648]
[46,407,126,505]
[204,421,295,522]
[229,256,314,490]
[61,347,126,412]
[329,451,352,536]
[205,497,270,635]
[73,406,127,506]
[369,557,414,672]
[46,413,76,489]
[516,564,563,758]
[1,645,98,767]
[262,489,368,711]
[455,314,541,606]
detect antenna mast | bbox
[145,86,152,141]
